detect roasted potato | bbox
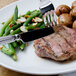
[70,7,76,19]
[72,20,76,29]
[58,13,73,26]
[56,5,71,16]
[72,1,76,9]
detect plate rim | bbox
[0,60,76,75]
[0,0,20,12]
[0,0,76,75]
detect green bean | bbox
[11,21,16,24]
[0,14,14,37]
[4,21,16,33]
[0,9,43,61]
[1,44,17,61]
[1,45,15,55]
[17,40,22,44]
[13,5,18,21]
[4,5,18,35]
[9,27,22,48]
[11,53,17,61]
[1,41,16,56]
[4,6,18,35]
[8,43,16,59]
[5,10,40,35]
[4,11,31,36]
[0,6,19,61]
[10,12,42,50]
[3,24,21,36]
[3,6,19,50]
[1,22,5,25]
[19,43,25,50]
[7,28,21,49]
[1,45,17,61]
[8,43,15,54]
[38,14,42,18]
[9,28,21,35]
[9,28,22,49]
[18,11,31,18]
[25,11,31,15]
[23,12,41,26]
[0,15,16,56]
[25,22,43,30]
[12,42,18,48]
[39,24,45,29]
[8,28,21,50]
[31,10,41,15]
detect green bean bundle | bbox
[0,5,45,61]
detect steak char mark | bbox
[34,26,76,61]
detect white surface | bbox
[0,0,75,75]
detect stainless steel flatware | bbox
[0,0,58,44]
[39,0,62,32]
[0,27,54,44]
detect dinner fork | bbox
[39,0,63,32]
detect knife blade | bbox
[0,27,54,44]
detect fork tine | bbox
[51,10,57,26]
[43,10,57,28]
[51,10,56,26]
[43,14,47,27]
[53,11,57,26]
[49,10,54,27]
[47,11,52,27]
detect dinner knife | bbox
[0,0,55,44]
[0,27,54,44]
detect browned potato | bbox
[72,20,76,29]
[58,13,73,26]
[72,1,76,9]
[70,7,76,19]
[56,5,71,16]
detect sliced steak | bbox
[34,26,76,61]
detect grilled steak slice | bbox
[34,26,76,61]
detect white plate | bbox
[0,0,75,75]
